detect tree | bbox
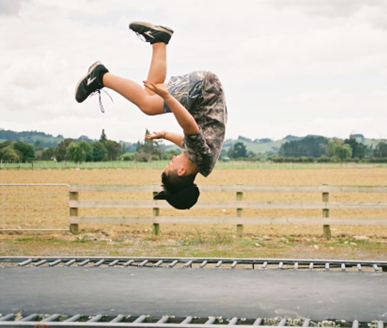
[1,148,20,162]
[344,138,365,159]
[228,142,247,158]
[99,129,107,143]
[34,140,42,150]
[78,141,93,162]
[68,142,87,163]
[55,138,75,162]
[279,136,329,158]
[328,140,352,160]
[136,129,161,162]
[104,140,123,161]
[91,141,108,161]
[12,141,35,162]
[41,147,57,161]
[374,142,387,158]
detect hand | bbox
[143,80,170,99]
[145,131,166,140]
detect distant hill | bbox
[0,129,64,148]
[223,134,387,155]
[1,129,386,155]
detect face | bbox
[163,153,187,176]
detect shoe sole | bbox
[129,21,174,36]
[74,61,103,102]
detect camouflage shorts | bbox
[164,71,227,177]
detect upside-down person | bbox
[75,22,227,210]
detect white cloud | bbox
[0,0,387,142]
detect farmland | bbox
[1,166,387,260]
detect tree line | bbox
[226,136,387,162]
[0,129,178,163]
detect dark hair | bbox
[161,171,197,194]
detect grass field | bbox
[1,166,387,260]
[1,160,387,170]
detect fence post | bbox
[69,190,79,234]
[153,191,160,236]
[322,184,331,240]
[236,184,243,237]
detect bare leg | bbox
[102,73,165,115]
[101,42,169,115]
[146,43,167,95]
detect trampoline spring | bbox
[294,262,298,270]
[133,315,147,323]
[253,318,262,326]
[228,317,238,325]
[64,259,76,267]
[64,314,82,322]
[231,261,238,269]
[302,319,311,327]
[205,316,216,325]
[352,320,359,328]
[42,314,61,322]
[357,264,362,271]
[87,314,103,322]
[20,313,38,321]
[262,261,268,269]
[18,259,32,267]
[373,264,379,272]
[157,315,170,324]
[123,259,134,267]
[309,263,314,270]
[200,260,208,268]
[78,259,90,267]
[48,259,62,267]
[215,260,223,268]
[110,314,126,323]
[278,262,284,270]
[0,313,14,321]
[109,259,119,267]
[169,260,178,268]
[181,316,193,324]
[139,260,148,267]
[154,260,163,267]
[279,318,287,326]
[94,259,105,267]
[33,259,47,267]
[341,263,346,271]
[184,260,193,268]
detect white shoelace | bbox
[90,89,113,113]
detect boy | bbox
[75,22,227,209]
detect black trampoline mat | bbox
[1,266,386,322]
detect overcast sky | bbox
[1,0,387,143]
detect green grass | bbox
[1,160,387,170]
[2,233,387,259]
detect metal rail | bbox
[0,314,384,327]
[1,256,386,271]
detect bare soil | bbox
[1,168,387,260]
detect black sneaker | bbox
[75,61,109,103]
[129,21,174,44]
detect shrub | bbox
[120,153,135,161]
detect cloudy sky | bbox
[1,0,387,143]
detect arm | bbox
[143,81,199,134]
[145,131,184,149]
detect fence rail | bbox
[1,183,386,236]
[69,184,387,238]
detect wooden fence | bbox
[69,184,387,239]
